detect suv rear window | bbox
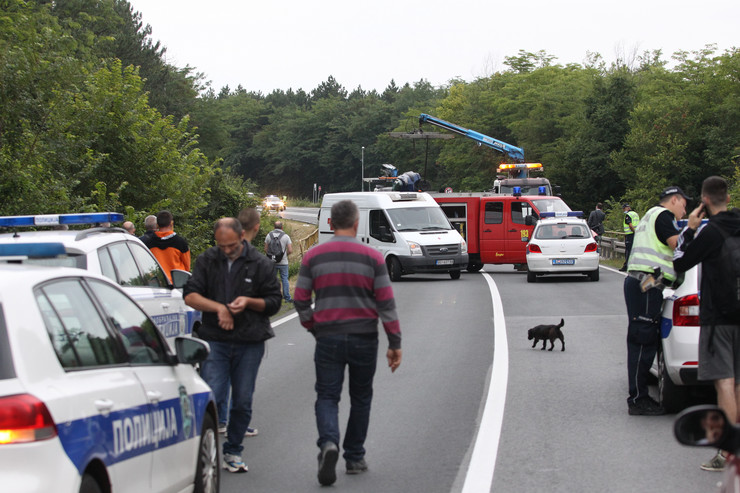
[22,254,86,269]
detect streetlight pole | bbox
[361,146,365,192]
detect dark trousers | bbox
[624,276,663,404]
[314,333,378,462]
[623,233,635,266]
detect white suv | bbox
[0,213,200,349]
[0,260,218,493]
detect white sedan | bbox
[525,212,600,282]
[0,248,219,493]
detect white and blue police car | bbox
[0,243,218,493]
[0,213,201,350]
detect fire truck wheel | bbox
[387,257,402,282]
[527,271,537,283]
[467,262,483,272]
[449,270,461,280]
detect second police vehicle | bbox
[0,213,201,350]
[0,243,219,493]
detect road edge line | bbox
[461,272,508,493]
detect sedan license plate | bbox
[552,259,575,265]
[436,259,454,266]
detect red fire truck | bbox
[433,192,571,271]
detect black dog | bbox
[527,318,565,352]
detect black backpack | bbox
[266,230,285,263]
[714,223,740,319]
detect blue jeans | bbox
[200,340,264,456]
[624,276,663,405]
[314,333,378,462]
[274,264,291,300]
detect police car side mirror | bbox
[175,337,210,365]
[170,269,191,289]
[674,405,736,451]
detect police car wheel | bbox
[194,413,220,493]
[527,271,537,283]
[79,474,102,493]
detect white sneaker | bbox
[244,426,259,437]
[223,453,248,473]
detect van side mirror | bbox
[674,405,731,449]
[525,215,536,226]
[379,225,395,243]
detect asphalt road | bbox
[217,247,719,492]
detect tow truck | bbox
[418,114,555,196]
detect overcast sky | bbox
[128,0,739,95]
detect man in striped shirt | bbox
[294,199,402,486]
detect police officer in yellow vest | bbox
[624,186,690,415]
[619,204,640,271]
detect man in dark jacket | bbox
[184,217,281,474]
[588,202,606,244]
[674,176,740,472]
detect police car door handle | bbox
[147,390,163,403]
[94,399,115,416]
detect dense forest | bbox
[1,0,738,252]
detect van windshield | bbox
[531,199,571,215]
[386,207,452,232]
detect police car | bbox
[525,211,600,282]
[0,213,201,350]
[0,246,218,493]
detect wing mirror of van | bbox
[525,215,537,226]
[674,405,733,450]
[379,225,395,243]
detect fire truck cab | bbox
[433,193,571,271]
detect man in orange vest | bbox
[144,210,191,281]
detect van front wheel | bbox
[387,257,402,282]
[450,270,461,280]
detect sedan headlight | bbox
[408,242,423,256]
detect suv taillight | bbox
[584,242,598,253]
[527,244,541,253]
[0,394,57,444]
[673,294,700,327]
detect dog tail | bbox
[557,318,564,328]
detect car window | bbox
[369,210,394,242]
[98,247,117,281]
[0,305,15,380]
[105,242,145,286]
[484,202,503,224]
[35,279,125,369]
[512,201,535,225]
[128,242,169,288]
[23,254,86,269]
[88,279,168,365]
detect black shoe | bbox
[317,442,339,486]
[619,265,627,272]
[628,397,665,416]
[346,459,368,475]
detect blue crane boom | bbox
[418,113,525,163]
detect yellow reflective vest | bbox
[627,206,677,282]
[623,210,639,234]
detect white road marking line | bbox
[461,272,508,493]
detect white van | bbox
[319,191,468,281]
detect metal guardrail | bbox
[600,231,626,260]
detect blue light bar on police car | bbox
[0,212,123,228]
[0,243,67,258]
[540,211,584,218]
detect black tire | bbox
[79,474,102,493]
[450,270,461,280]
[588,269,600,282]
[466,262,483,272]
[527,271,537,283]
[658,351,688,413]
[387,257,402,282]
[194,413,220,493]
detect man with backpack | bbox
[265,221,294,302]
[674,176,740,472]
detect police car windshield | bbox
[387,207,452,232]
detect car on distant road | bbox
[0,254,219,493]
[525,211,600,282]
[0,213,201,350]
[263,195,286,212]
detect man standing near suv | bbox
[624,186,688,416]
[144,210,190,282]
[674,176,740,472]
